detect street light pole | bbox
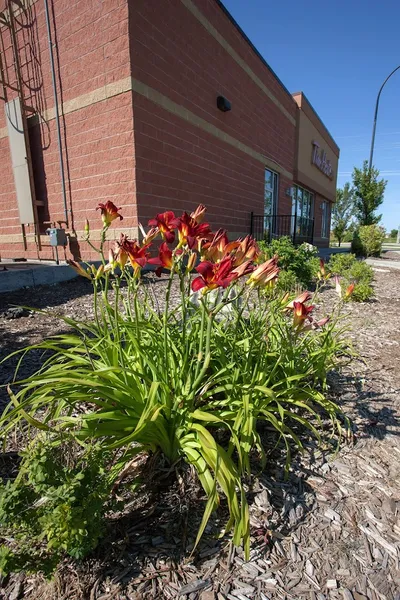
[369,65,400,172]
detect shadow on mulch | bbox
[329,370,400,439]
[0,277,93,313]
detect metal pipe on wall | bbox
[43,0,69,227]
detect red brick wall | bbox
[0,0,135,260]
[129,0,297,237]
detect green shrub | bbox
[0,437,119,576]
[259,237,319,289]
[346,281,374,303]
[274,268,299,292]
[328,253,358,275]
[1,203,352,568]
[352,225,385,257]
[328,253,374,302]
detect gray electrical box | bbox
[46,228,67,247]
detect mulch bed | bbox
[0,266,399,600]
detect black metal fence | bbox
[250,213,314,245]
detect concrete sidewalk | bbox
[366,257,400,270]
[0,261,77,293]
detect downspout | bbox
[43,0,69,227]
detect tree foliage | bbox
[351,161,387,226]
[332,183,355,246]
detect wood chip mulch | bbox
[0,266,399,600]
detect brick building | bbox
[0,0,339,261]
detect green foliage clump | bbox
[259,237,319,290]
[356,224,385,257]
[332,183,355,246]
[351,160,387,226]
[0,438,117,576]
[328,253,374,302]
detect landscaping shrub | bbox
[351,225,385,257]
[0,437,119,576]
[0,203,352,572]
[328,253,374,302]
[258,237,319,290]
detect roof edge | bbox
[292,91,339,154]
[215,0,296,105]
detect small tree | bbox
[390,228,398,239]
[332,183,355,246]
[352,161,387,226]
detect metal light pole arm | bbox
[369,65,400,171]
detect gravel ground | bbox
[0,266,399,600]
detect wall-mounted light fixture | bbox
[285,187,293,197]
[217,96,231,112]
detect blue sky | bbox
[223,0,400,230]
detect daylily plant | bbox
[5,202,352,564]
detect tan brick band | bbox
[1,74,292,178]
[0,227,139,246]
[0,76,132,140]
[180,0,296,126]
[132,78,293,179]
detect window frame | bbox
[264,168,279,217]
[321,200,330,238]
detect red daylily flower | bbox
[293,301,315,328]
[191,257,252,293]
[148,211,180,243]
[118,235,150,274]
[177,212,213,249]
[96,201,123,227]
[246,256,279,288]
[148,242,181,277]
[192,257,236,293]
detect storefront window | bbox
[264,169,278,216]
[292,185,314,238]
[321,200,330,238]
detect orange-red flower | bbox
[177,212,213,249]
[317,258,330,281]
[148,211,180,243]
[142,226,159,245]
[344,283,355,299]
[68,260,92,280]
[96,201,123,227]
[201,229,231,262]
[246,256,279,288]
[285,290,313,309]
[232,235,260,266]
